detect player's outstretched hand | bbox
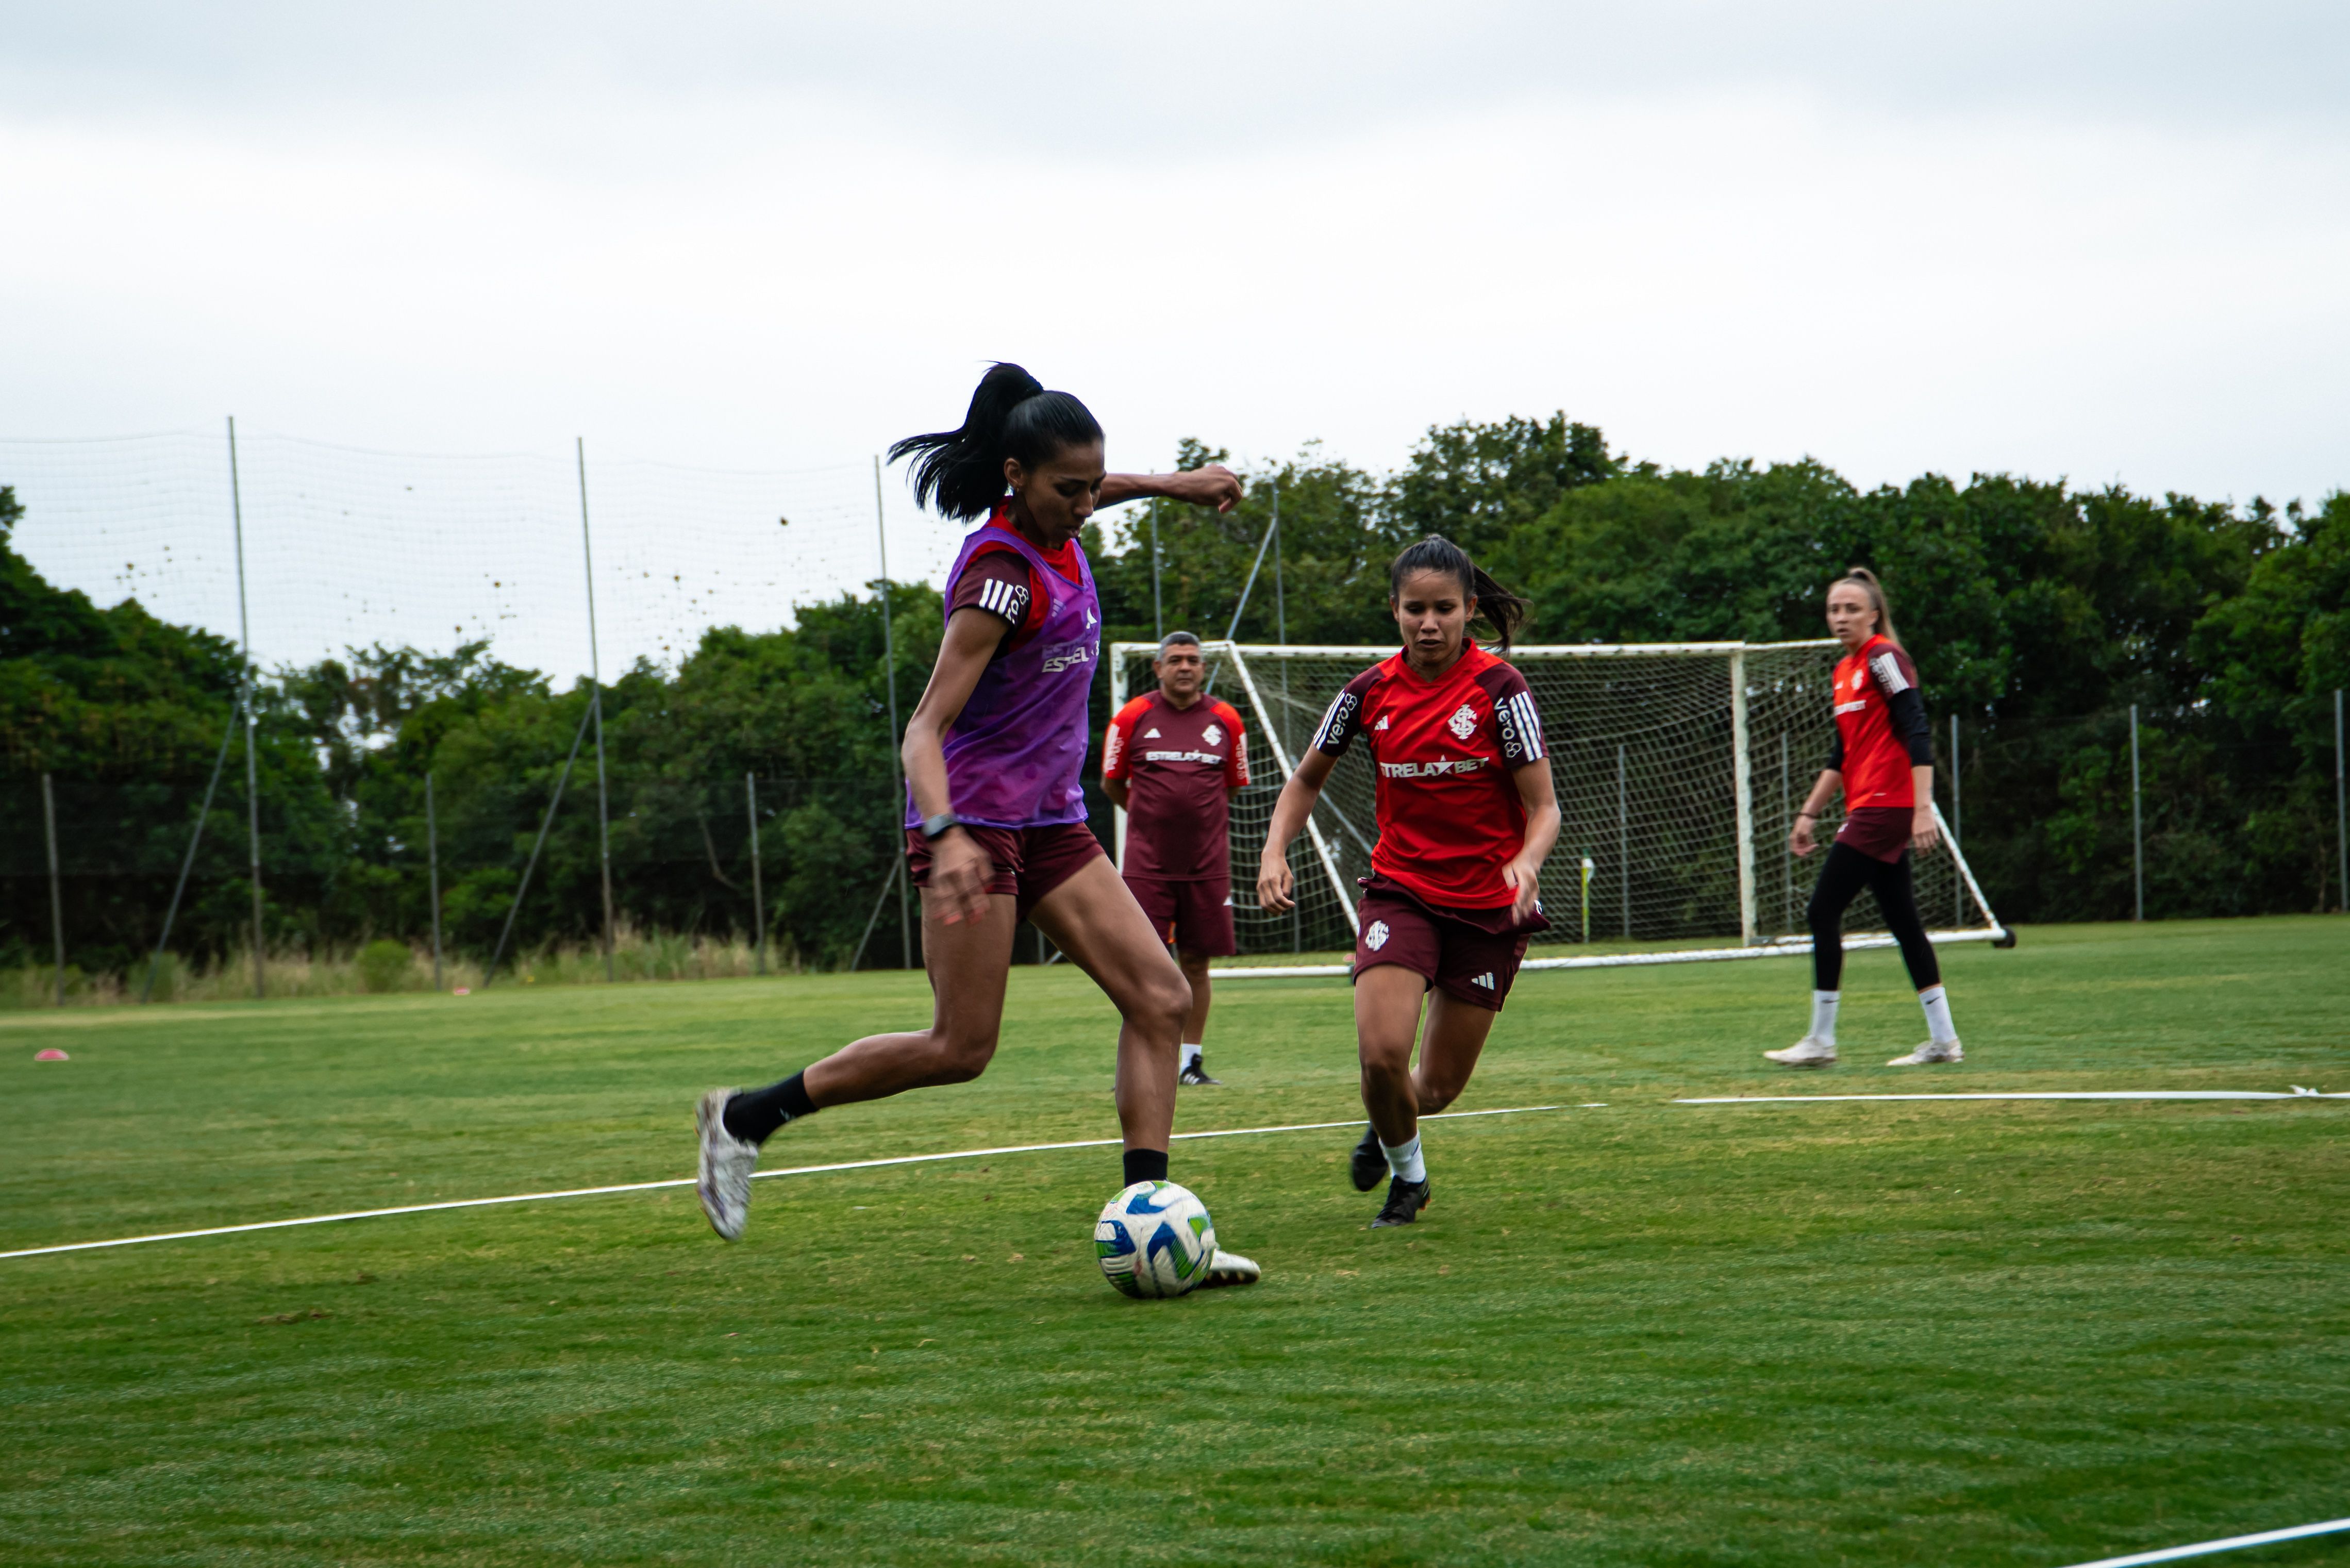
[1788,815,1817,858]
[1909,807,1941,856]
[1256,852,1294,914]
[930,830,995,925]
[1162,464,1243,514]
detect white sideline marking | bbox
[1213,926,2009,980]
[0,1104,1575,1262]
[1676,1091,2347,1104]
[2055,1515,2350,1568]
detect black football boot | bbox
[1371,1175,1432,1228]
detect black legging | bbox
[1807,842,1940,992]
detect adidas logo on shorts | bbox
[1471,972,1496,989]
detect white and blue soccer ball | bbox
[1094,1181,1216,1298]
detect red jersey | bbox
[1830,635,1928,809]
[1103,691,1248,880]
[947,510,1084,648]
[1312,643,1548,909]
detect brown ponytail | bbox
[1834,565,1902,649]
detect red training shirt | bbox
[1312,642,1549,909]
[946,508,1085,649]
[1830,634,1928,810]
[1103,690,1248,881]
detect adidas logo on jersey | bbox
[1144,727,1161,738]
[1375,715,1390,731]
[1470,972,1496,990]
[1364,920,1391,951]
[1447,704,1479,740]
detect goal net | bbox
[1109,640,2009,977]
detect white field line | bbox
[1676,1091,2347,1104]
[1213,927,2007,980]
[2055,1515,2350,1568]
[0,1104,1575,1262]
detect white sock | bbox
[1180,1042,1203,1069]
[1381,1133,1426,1183]
[1810,991,1840,1045]
[1919,985,1958,1044]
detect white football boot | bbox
[1197,1248,1261,1289]
[1763,1036,1838,1069]
[695,1088,760,1240]
[1887,1039,1964,1066]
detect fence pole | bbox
[1223,498,1280,644]
[746,772,766,976]
[875,455,912,969]
[1950,713,1963,925]
[577,439,616,983]
[42,772,64,1006]
[228,416,264,999]
[2130,703,2144,922]
[426,770,443,992]
[2335,689,2345,913]
[1780,731,1792,936]
[142,711,238,1004]
[1618,743,1630,939]
[1151,509,1162,644]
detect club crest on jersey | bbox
[1203,723,1223,746]
[1447,704,1478,740]
[1364,920,1390,951]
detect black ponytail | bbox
[887,362,1105,522]
[1388,535,1531,653]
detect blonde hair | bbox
[1832,566,1902,649]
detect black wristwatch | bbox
[918,811,963,842]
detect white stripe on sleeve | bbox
[1869,650,1910,694]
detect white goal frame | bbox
[1109,639,2012,980]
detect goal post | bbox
[1108,639,2011,979]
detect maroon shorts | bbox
[1124,874,1237,957]
[905,821,1105,924]
[1351,876,1549,1012]
[1835,806,1912,863]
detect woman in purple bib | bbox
[693,364,1259,1287]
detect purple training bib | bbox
[907,524,1100,831]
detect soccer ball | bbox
[1094,1181,1216,1298]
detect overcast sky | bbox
[6,2,2347,508]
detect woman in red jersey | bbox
[692,364,1257,1287]
[1257,537,1561,1228]
[1765,566,1965,1069]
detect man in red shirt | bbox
[1103,631,1249,1086]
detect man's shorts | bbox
[905,821,1105,924]
[1124,874,1238,957]
[1351,875,1550,1012]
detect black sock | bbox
[1123,1147,1170,1187]
[723,1071,818,1145]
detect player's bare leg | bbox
[802,892,1019,1104]
[695,892,1016,1239]
[1175,948,1220,1085]
[1407,990,1500,1115]
[1354,966,1480,1226]
[1028,856,1189,1159]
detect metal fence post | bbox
[2130,703,2144,922]
[746,772,766,976]
[426,770,443,992]
[42,773,64,1006]
[1950,713,1963,925]
[875,456,911,969]
[2336,689,2345,914]
[228,416,264,999]
[577,438,616,984]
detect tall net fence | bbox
[1116,642,2002,958]
[3,426,971,675]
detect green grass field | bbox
[4,918,2346,1567]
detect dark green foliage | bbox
[355,938,409,994]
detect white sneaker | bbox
[1196,1248,1261,1289]
[1887,1039,1964,1066]
[695,1088,760,1240]
[1763,1036,1838,1068]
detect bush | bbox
[357,939,411,994]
